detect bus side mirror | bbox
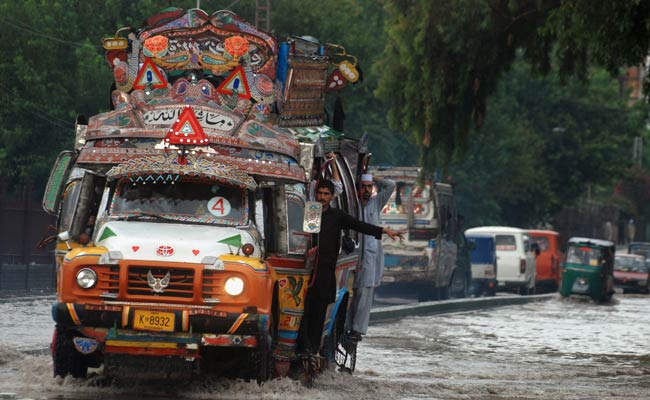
[303,201,322,233]
[58,231,72,251]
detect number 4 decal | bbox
[207,196,231,217]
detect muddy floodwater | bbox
[0,294,649,399]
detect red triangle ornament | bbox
[133,58,168,90]
[165,107,209,146]
[216,66,251,99]
[325,68,348,93]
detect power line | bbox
[0,83,74,130]
[0,16,103,49]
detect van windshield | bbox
[110,179,248,226]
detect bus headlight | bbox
[224,276,244,296]
[76,268,97,289]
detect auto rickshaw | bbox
[560,237,615,302]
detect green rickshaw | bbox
[560,237,615,302]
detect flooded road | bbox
[1,294,649,399]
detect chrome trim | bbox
[202,298,221,304]
[103,301,213,308]
[280,308,304,316]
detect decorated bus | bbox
[372,166,469,300]
[42,7,366,382]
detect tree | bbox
[0,1,209,193]
[272,0,418,166]
[0,0,417,193]
[450,58,646,227]
[377,0,650,174]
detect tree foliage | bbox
[615,166,650,219]
[2,0,649,228]
[0,0,183,192]
[272,0,417,165]
[0,0,416,194]
[378,0,650,174]
[450,59,647,227]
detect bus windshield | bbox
[110,179,248,226]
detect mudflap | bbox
[335,331,357,374]
[296,353,326,388]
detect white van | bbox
[464,226,537,294]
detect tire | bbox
[257,332,272,383]
[417,286,435,302]
[449,271,468,299]
[250,318,274,383]
[437,286,450,300]
[601,276,614,302]
[52,325,87,378]
[325,310,339,362]
[254,294,278,383]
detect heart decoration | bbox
[192,249,200,256]
[132,246,140,252]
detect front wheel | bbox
[417,286,435,302]
[601,275,614,302]
[449,271,468,299]
[52,326,88,378]
[437,286,450,300]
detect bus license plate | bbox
[133,310,175,332]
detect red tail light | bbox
[520,259,526,274]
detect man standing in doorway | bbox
[347,173,396,341]
[299,179,402,360]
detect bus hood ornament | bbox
[147,270,171,293]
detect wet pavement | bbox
[0,294,649,399]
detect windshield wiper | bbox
[117,212,176,222]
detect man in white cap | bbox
[346,172,399,341]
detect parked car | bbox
[466,233,497,296]
[628,242,650,268]
[528,230,562,292]
[464,227,537,295]
[613,253,649,294]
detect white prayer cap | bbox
[361,174,373,182]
